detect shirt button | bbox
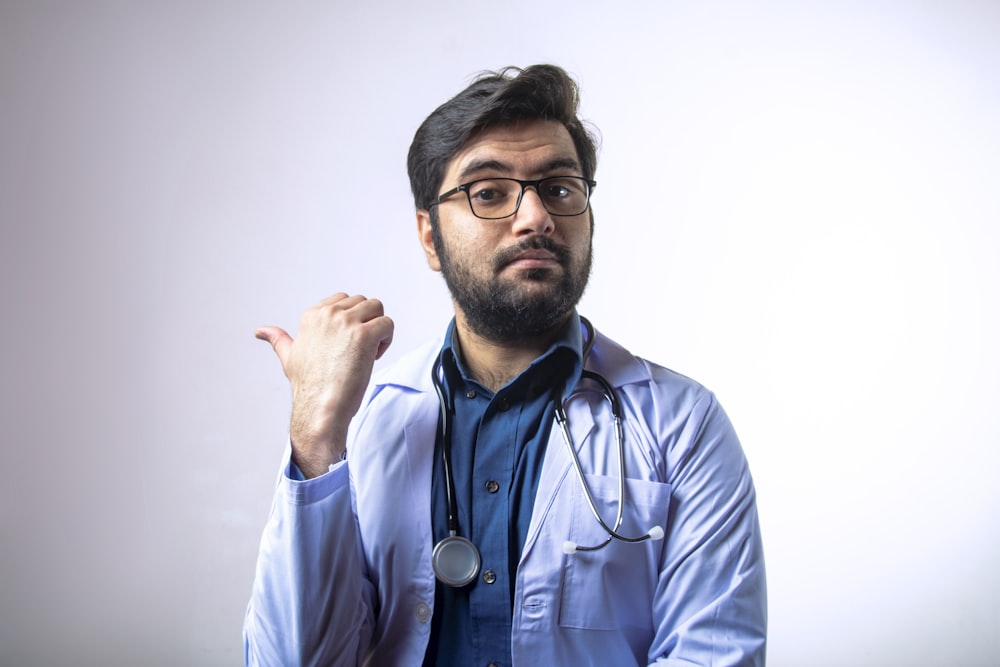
[414,602,431,623]
[485,480,499,494]
[483,569,497,584]
[466,389,476,399]
[498,398,509,411]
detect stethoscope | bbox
[430,317,665,588]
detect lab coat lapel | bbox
[399,400,440,592]
[369,339,442,584]
[372,335,441,542]
[402,400,438,551]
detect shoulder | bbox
[587,327,730,438]
[588,328,746,483]
[589,328,711,400]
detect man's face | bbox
[417,119,593,343]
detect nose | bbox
[511,186,554,236]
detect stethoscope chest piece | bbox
[432,534,481,587]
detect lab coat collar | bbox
[370,315,650,394]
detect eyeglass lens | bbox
[466,177,590,219]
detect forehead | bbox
[443,119,580,185]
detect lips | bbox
[493,238,569,273]
[512,249,558,262]
[504,250,562,273]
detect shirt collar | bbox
[437,311,585,398]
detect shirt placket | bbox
[469,389,518,667]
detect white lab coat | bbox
[244,327,766,666]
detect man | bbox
[244,64,766,666]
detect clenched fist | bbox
[255,293,394,478]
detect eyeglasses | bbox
[431,176,596,220]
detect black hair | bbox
[406,64,599,211]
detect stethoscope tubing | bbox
[556,369,632,552]
[431,359,482,586]
[432,358,460,537]
[430,317,662,586]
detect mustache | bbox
[491,236,571,273]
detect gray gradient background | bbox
[1,1,998,665]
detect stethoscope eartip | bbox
[647,525,665,541]
[562,541,578,554]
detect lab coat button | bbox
[483,569,497,584]
[414,602,431,623]
[485,480,499,493]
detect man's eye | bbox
[469,180,514,205]
[471,187,502,202]
[544,185,571,199]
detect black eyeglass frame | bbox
[429,176,597,220]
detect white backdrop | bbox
[1,1,997,665]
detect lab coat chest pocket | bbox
[558,474,672,630]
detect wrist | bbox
[289,423,348,480]
[290,448,340,479]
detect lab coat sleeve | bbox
[243,447,376,667]
[648,392,767,666]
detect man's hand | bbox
[255,293,394,478]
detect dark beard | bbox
[436,234,592,343]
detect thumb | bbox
[254,326,294,370]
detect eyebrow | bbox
[456,156,583,182]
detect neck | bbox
[453,311,571,393]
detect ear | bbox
[416,209,442,272]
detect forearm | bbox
[244,453,375,666]
[650,485,767,666]
[650,395,767,666]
